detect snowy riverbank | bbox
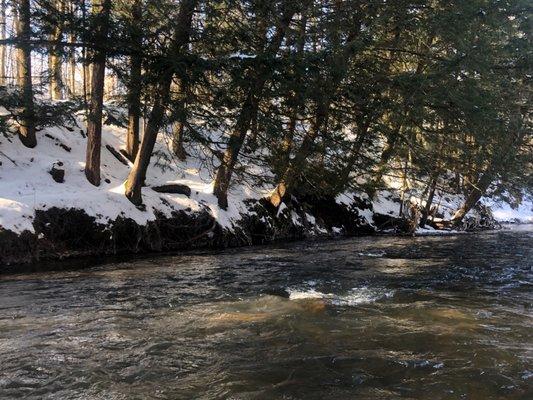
[1,111,531,265]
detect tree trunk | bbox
[398,153,411,217]
[213,3,299,209]
[0,0,6,86]
[451,170,493,224]
[269,102,328,207]
[85,0,111,186]
[170,77,188,160]
[269,12,362,208]
[125,79,172,205]
[420,176,438,228]
[335,119,372,193]
[278,11,308,167]
[125,0,142,161]
[81,0,89,107]
[125,0,198,205]
[213,90,262,209]
[49,0,64,100]
[67,1,76,96]
[371,119,404,191]
[15,0,36,148]
[172,118,187,161]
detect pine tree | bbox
[85,0,112,186]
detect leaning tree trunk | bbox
[125,0,198,205]
[451,170,493,225]
[420,175,438,228]
[269,103,328,208]
[213,90,262,209]
[85,0,111,186]
[278,11,308,168]
[125,0,142,161]
[15,0,36,148]
[125,80,172,205]
[335,119,372,193]
[268,17,362,208]
[213,3,299,209]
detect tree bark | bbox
[278,11,308,167]
[125,79,172,205]
[125,0,198,205]
[85,0,111,186]
[269,101,329,207]
[172,117,187,161]
[125,0,142,161]
[451,170,493,224]
[170,77,188,160]
[67,0,76,96]
[420,176,438,228]
[213,2,299,209]
[0,0,6,86]
[335,119,372,193]
[49,0,65,100]
[452,121,526,225]
[15,0,37,148]
[81,0,89,107]
[269,49,360,206]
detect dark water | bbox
[1,227,532,400]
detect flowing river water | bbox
[0,226,532,399]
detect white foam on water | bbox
[288,288,327,300]
[287,286,395,306]
[358,251,385,257]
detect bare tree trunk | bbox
[0,0,6,86]
[335,119,372,192]
[125,0,142,161]
[452,121,526,226]
[125,0,198,205]
[67,0,76,96]
[278,11,307,166]
[371,34,434,192]
[451,171,493,224]
[81,0,89,108]
[420,176,438,228]
[213,4,299,209]
[15,0,36,148]
[85,0,111,186]
[171,109,187,161]
[269,12,362,208]
[398,153,410,217]
[126,80,171,205]
[49,0,64,100]
[269,102,328,208]
[213,90,262,209]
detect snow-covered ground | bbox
[483,198,533,224]
[0,111,531,237]
[0,113,266,234]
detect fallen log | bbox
[151,184,191,197]
[105,144,130,166]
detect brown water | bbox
[0,226,532,399]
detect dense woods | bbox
[0,0,531,228]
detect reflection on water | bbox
[0,227,532,399]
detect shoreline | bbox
[2,201,527,272]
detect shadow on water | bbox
[0,226,531,399]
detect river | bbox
[0,226,532,399]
